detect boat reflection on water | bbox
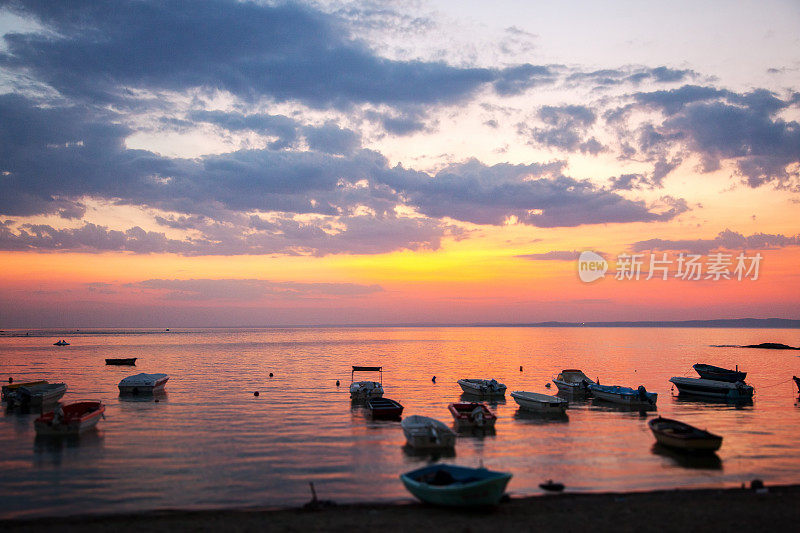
[459,392,506,407]
[33,430,105,467]
[651,443,722,470]
[671,394,753,409]
[401,443,456,461]
[512,408,569,424]
[453,424,496,438]
[590,398,655,414]
[118,391,168,403]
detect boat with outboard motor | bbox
[552,369,595,395]
[401,415,456,450]
[589,383,657,408]
[510,391,568,414]
[669,376,753,400]
[448,402,497,428]
[34,401,105,435]
[456,378,506,397]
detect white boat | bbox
[589,384,657,408]
[118,373,169,395]
[13,383,67,406]
[457,378,506,397]
[510,391,568,413]
[552,369,595,394]
[401,415,457,450]
[349,365,384,400]
[669,376,754,400]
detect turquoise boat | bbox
[400,464,512,506]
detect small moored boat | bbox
[34,401,105,436]
[106,358,137,366]
[402,415,456,450]
[648,416,722,452]
[53,340,70,346]
[693,363,746,383]
[2,380,48,402]
[118,373,169,395]
[669,376,753,400]
[510,391,568,414]
[400,464,512,507]
[589,383,657,407]
[349,366,384,400]
[448,402,497,428]
[14,383,67,406]
[457,378,506,397]
[367,397,403,419]
[552,369,595,395]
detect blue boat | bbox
[400,464,512,507]
[589,383,657,408]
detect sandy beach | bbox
[4,484,799,532]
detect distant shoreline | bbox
[3,484,799,532]
[1,318,799,331]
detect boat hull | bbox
[118,373,169,395]
[448,402,497,428]
[589,384,657,407]
[648,417,722,452]
[402,416,456,449]
[1,381,48,402]
[457,379,506,397]
[552,370,594,395]
[106,358,137,365]
[35,401,105,436]
[367,397,403,419]
[400,464,512,507]
[14,383,67,406]
[693,364,746,383]
[669,377,753,400]
[510,391,568,413]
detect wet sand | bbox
[3,484,799,532]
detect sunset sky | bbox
[0,0,798,327]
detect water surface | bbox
[1,327,799,518]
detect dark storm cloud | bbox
[189,110,300,149]
[631,229,800,255]
[303,123,361,155]
[0,0,553,109]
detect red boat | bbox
[34,401,105,436]
[448,402,497,428]
[367,397,404,419]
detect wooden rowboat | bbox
[367,397,403,419]
[648,416,722,452]
[105,358,137,365]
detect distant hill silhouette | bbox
[469,318,800,328]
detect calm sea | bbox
[1,327,799,519]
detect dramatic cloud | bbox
[0,0,555,110]
[378,159,688,227]
[631,229,800,254]
[522,104,605,154]
[613,85,800,188]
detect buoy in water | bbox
[432,376,436,383]
[254,391,259,397]
[520,366,523,372]
[269,373,274,378]
[8,377,12,384]
[336,380,340,387]
[545,382,551,388]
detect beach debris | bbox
[303,482,336,510]
[750,479,767,493]
[539,479,565,492]
[254,391,259,397]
